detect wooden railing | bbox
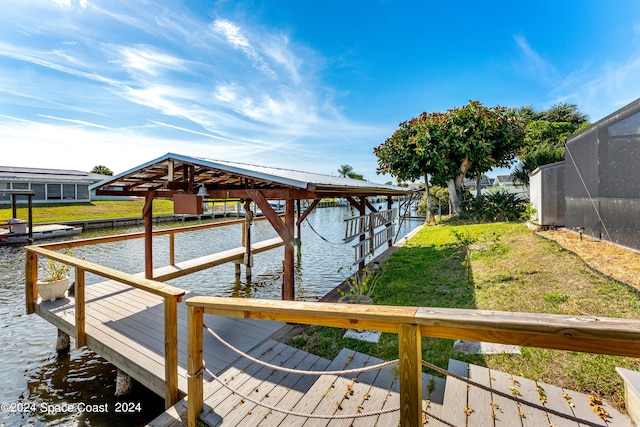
[37,215,276,266]
[25,245,186,409]
[185,297,640,427]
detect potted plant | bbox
[37,250,72,301]
[338,265,383,304]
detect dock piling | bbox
[56,329,70,354]
[115,368,132,397]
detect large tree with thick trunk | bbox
[375,100,525,215]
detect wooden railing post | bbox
[25,250,38,314]
[75,267,86,347]
[187,304,204,427]
[398,323,422,427]
[164,296,179,409]
[169,232,175,266]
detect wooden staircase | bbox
[186,340,632,426]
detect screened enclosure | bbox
[564,98,640,251]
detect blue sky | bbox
[1,1,639,182]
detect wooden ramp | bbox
[176,344,631,427]
[192,341,443,427]
[35,280,284,400]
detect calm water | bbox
[0,206,420,426]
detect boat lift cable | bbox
[565,145,612,242]
[303,218,344,246]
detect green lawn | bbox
[0,199,176,223]
[288,222,640,409]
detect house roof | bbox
[91,153,410,199]
[0,166,109,183]
[495,174,515,183]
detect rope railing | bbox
[203,364,401,420]
[201,325,606,427]
[204,324,399,376]
[186,297,640,427]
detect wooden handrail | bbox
[25,246,185,409]
[37,215,279,250]
[185,296,640,427]
[26,246,185,300]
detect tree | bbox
[338,164,354,177]
[513,103,589,185]
[91,165,113,176]
[374,115,437,219]
[337,164,364,180]
[376,101,525,215]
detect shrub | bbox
[460,189,527,222]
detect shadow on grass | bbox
[375,242,486,373]
[287,241,487,375]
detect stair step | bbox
[439,359,632,427]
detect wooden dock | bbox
[151,337,631,427]
[34,280,284,400]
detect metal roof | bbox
[91,153,410,198]
[0,166,109,183]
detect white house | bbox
[0,166,110,204]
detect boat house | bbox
[90,152,411,300]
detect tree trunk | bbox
[446,179,462,215]
[476,173,482,198]
[448,158,473,216]
[424,173,432,222]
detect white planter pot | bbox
[37,277,70,301]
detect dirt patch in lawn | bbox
[537,228,640,290]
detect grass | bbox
[0,200,176,223]
[287,221,640,410]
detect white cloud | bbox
[53,0,87,8]
[37,114,109,129]
[212,19,276,77]
[108,45,187,77]
[513,35,558,84]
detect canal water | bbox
[0,206,421,426]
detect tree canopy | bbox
[91,165,113,176]
[338,164,364,180]
[512,103,589,185]
[375,100,524,215]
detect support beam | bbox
[143,191,155,279]
[398,323,422,427]
[243,200,253,278]
[75,267,86,347]
[248,190,295,243]
[358,196,367,271]
[283,198,295,300]
[387,196,394,248]
[296,199,320,226]
[27,194,33,241]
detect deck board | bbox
[467,363,495,427]
[441,359,469,427]
[35,280,283,400]
[231,347,330,426]
[488,369,527,427]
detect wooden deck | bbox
[34,280,284,399]
[34,282,634,427]
[189,343,631,427]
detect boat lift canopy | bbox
[91,153,412,300]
